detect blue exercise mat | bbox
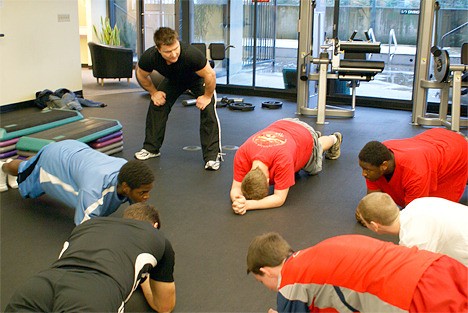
[16,117,122,152]
[0,109,83,141]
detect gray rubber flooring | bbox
[1,88,466,312]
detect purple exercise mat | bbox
[0,138,19,147]
[0,150,17,159]
[89,136,123,148]
[92,131,123,143]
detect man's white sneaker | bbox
[134,149,161,160]
[0,161,8,192]
[205,160,220,171]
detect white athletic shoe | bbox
[0,161,8,192]
[5,159,18,189]
[205,160,220,171]
[134,149,161,160]
[204,153,224,171]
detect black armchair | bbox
[88,42,133,86]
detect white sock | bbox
[8,175,18,188]
[0,161,7,192]
[5,159,18,188]
[331,135,338,145]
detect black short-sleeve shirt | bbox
[138,42,207,84]
[52,217,175,298]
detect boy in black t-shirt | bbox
[5,203,176,313]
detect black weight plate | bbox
[262,101,283,109]
[228,102,255,111]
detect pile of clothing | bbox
[35,88,106,111]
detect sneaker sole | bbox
[134,153,161,160]
[325,133,342,160]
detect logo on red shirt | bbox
[252,131,287,147]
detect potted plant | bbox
[93,16,121,46]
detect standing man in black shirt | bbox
[5,203,176,313]
[135,27,223,171]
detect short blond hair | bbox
[357,192,399,226]
[241,167,269,200]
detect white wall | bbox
[79,0,107,66]
[0,0,82,106]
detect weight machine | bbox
[412,0,467,132]
[296,0,385,124]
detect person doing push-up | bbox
[230,118,342,214]
[0,140,154,225]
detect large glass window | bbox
[192,1,228,82]
[142,0,176,50]
[108,0,466,100]
[192,1,299,91]
[321,0,467,102]
[111,0,138,57]
[110,0,177,57]
[320,0,420,101]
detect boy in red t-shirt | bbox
[230,118,342,214]
[247,232,467,313]
[358,128,467,208]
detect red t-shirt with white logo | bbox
[233,120,313,190]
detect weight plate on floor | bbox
[228,102,255,111]
[261,101,283,109]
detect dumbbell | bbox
[182,99,197,106]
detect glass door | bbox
[111,0,138,58]
[191,0,300,91]
[230,0,300,90]
[252,1,300,90]
[192,1,229,83]
[328,0,420,101]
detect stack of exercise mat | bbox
[0,109,124,159]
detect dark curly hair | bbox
[123,203,161,228]
[153,27,178,48]
[358,141,393,166]
[117,160,154,189]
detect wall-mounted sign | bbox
[400,9,420,15]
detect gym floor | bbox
[1,78,466,312]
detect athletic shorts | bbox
[409,255,468,313]
[17,150,45,199]
[281,118,323,175]
[5,268,124,313]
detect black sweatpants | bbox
[143,78,222,162]
[5,268,124,312]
